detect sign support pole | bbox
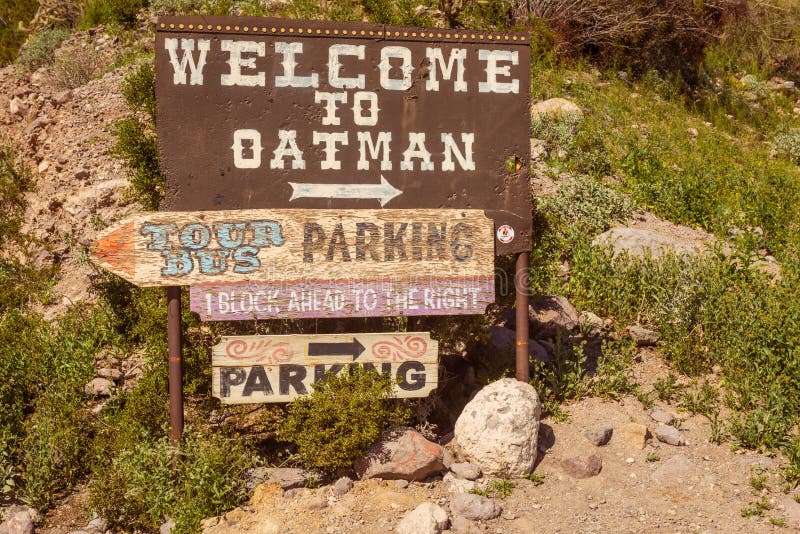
[514,252,530,383]
[166,286,184,445]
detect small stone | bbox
[450,493,502,521]
[625,457,635,464]
[283,488,304,498]
[530,98,583,120]
[159,519,175,534]
[267,467,318,490]
[52,90,72,105]
[74,167,90,180]
[530,138,547,160]
[583,426,612,446]
[356,428,444,481]
[37,160,49,173]
[333,476,353,496]
[652,454,694,487]
[0,505,40,534]
[528,296,579,339]
[560,454,602,479]
[687,127,699,138]
[395,479,409,489]
[450,463,481,481]
[308,496,327,510]
[396,502,449,534]
[655,424,685,446]
[628,326,659,346]
[85,517,108,534]
[579,311,604,333]
[619,423,648,450]
[25,116,51,136]
[442,472,477,494]
[9,98,29,118]
[84,377,113,396]
[648,407,676,425]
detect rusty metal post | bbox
[167,286,184,445]
[515,252,530,382]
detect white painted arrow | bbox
[288,175,402,207]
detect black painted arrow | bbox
[307,338,366,361]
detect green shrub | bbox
[540,176,634,236]
[0,144,33,243]
[122,61,156,124]
[80,0,147,29]
[532,114,611,177]
[529,336,590,418]
[52,43,102,88]
[279,367,409,474]
[22,394,88,509]
[89,432,255,532]
[15,28,69,70]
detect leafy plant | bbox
[15,29,70,70]
[524,472,546,486]
[645,453,660,462]
[652,373,682,402]
[279,367,409,474]
[80,0,147,29]
[490,479,515,499]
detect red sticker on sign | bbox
[497,225,514,244]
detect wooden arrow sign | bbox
[212,332,438,403]
[90,209,494,287]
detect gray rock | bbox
[9,98,28,119]
[159,519,175,534]
[652,454,693,484]
[530,98,583,120]
[593,227,704,259]
[454,379,541,477]
[25,116,51,136]
[629,326,659,346]
[450,462,481,481]
[396,502,449,534]
[736,456,776,469]
[490,326,549,362]
[654,424,685,446]
[74,167,90,180]
[267,468,315,490]
[583,426,612,446]
[85,517,108,534]
[395,479,409,489]
[333,476,353,496]
[648,407,676,425]
[84,377,113,396]
[530,138,548,160]
[450,492,502,521]
[441,472,477,494]
[686,127,699,138]
[781,495,800,527]
[355,428,444,481]
[529,296,579,339]
[561,454,603,479]
[307,496,327,510]
[579,311,604,333]
[52,90,72,105]
[283,488,304,498]
[0,506,40,534]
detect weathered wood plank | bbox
[90,209,494,288]
[191,276,494,320]
[211,332,439,403]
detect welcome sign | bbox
[154,16,532,254]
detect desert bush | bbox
[89,432,255,532]
[0,144,32,244]
[540,176,634,236]
[513,0,742,81]
[52,43,102,89]
[121,61,156,123]
[80,0,147,29]
[279,367,409,474]
[15,28,69,70]
[532,114,611,177]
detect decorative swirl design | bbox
[372,336,427,362]
[225,339,293,364]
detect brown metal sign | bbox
[155,16,532,254]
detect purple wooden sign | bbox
[190,276,494,320]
